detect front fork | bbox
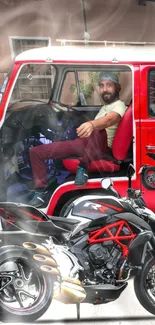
[140,236,155,265]
[150,235,155,250]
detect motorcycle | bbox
[1,164,155,321]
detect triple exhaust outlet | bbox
[23,241,86,304]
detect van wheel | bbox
[59,196,80,217]
[142,167,155,190]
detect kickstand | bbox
[76,303,80,320]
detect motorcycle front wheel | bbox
[134,256,155,315]
[0,245,53,322]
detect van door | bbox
[140,65,155,209]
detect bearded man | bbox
[29,72,126,206]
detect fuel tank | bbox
[70,195,135,221]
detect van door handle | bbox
[146,145,155,150]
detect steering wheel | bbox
[50,101,75,112]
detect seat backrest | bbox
[112,104,133,161]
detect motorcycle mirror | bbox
[101,178,112,189]
[127,163,135,191]
[127,164,135,179]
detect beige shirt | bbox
[95,100,127,148]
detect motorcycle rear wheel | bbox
[0,245,53,322]
[134,256,155,315]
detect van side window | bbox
[60,71,103,106]
[60,72,77,106]
[9,64,56,106]
[60,70,132,107]
[149,70,155,117]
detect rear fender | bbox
[0,202,49,232]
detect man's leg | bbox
[30,138,86,189]
[80,129,108,165]
[75,130,108,186]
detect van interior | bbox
[1,64,133,204]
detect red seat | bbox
[63,104,133,174]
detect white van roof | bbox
[15,45,155,64]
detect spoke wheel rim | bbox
[145,171,155,188]
[0,256,46,311]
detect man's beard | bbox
[102,90,119,104]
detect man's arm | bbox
[77,112,121,138]
[91,111,121,130]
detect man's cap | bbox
[98,72,119,84]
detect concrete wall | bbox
[0,0,155,78]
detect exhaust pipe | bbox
[40,264,60,276]
[23,242,86,304]
[23,242,51,256]
[39,262,86,304]
[33,254,58,267]
[63,277,82,286]
[54,280,86,304]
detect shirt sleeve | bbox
[95,107,106,120]
[112,101,127,117]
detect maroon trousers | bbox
[29,130,108,188]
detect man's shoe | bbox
[74,166,88,186]
[28,191,50,208]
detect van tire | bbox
[59,196,81,217]
[141,167,155,190]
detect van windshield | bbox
[9,64,56,109]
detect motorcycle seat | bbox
[23,216,80,236]
[47,215,80,231]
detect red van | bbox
[0,44,155,215]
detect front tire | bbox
[134,257,155,315]
[0,245,53,322]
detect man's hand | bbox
[76,121,94,138]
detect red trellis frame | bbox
[88,220,136,257]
